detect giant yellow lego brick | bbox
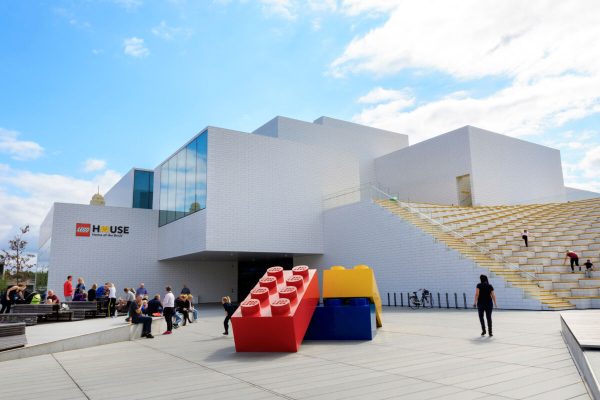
[323,265,383,327]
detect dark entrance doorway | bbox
[237,256,293,301]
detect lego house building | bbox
[39,116,599,308]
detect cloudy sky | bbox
[0,0,599,249]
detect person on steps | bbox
[565,250,580,272]
[584,260,594,278]
[473,274,497,337]
[521,229,529,247]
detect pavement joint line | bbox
[132,340,297,400]
[50,353,92,400]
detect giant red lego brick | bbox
[231,265,319,352]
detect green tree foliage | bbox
[0,226,36,284]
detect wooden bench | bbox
[63,301,99,320]
[0,314,38,326]
[0,322,27,351]
[12,304,73,322]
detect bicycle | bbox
[408,288,434,309]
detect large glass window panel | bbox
[196,133,207,209]
[159,165,168,226]
[175,149,186,220]
[133,170,153,209]
[166,157,177,223]
[185,140,198,214]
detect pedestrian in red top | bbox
[564,250,580,272]
[63,275,74,301]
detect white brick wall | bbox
[375,126,566,206]
[296,201,542,310]
[253,116,408,185]
[104,169,135,207]
[204,127,360,254]
[46,203,237,303]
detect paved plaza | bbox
[0,307,591,400]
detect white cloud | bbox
[353,74,600,143]
[579,145,600,179]
[82,159,107,172]
[357,87,413,105]
[151,21,191,40]
[0,164,121,248]
[260,0,296,20]
[123,37,149,58]
[332,0,600,153]
[332,1,600,81]
[0,128,44,161]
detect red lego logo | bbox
[75,223,91,237]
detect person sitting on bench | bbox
[45,290,60,304]
[129,295,154,339]
[146,294,163,316]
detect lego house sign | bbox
[75,223,130,238]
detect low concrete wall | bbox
[561,316,598,399]
[0,317,165,363]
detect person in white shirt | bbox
[162,286,175,335]
[108,282,117,318]
[521,229,529,247]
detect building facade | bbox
[39,116,599,306]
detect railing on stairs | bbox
[323,183,542,289]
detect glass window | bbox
[175,150,186,219]
[185,141,197,214]
[133,170,153,209]
[158,130,208,227]
[159,165,168,226]
[166,157,176,224]
[196,133,207,210]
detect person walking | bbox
[162,286,175,335]
[521,229,529,247]
[1,284,25,314]
[565,250,580,272]
[63,275,74,302]
[222,296,235,335]
[473,275,497,337]
[107,282,117,318]
[128,295,154,339]
[584,259,594,278]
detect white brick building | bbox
[39,116,599,307]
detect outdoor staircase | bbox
[375,197,600,310]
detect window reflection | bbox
[158,131,207,227]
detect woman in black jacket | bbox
[473,275,497,336]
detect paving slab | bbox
[0,307,591,399]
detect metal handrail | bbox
[322,183,540,286]
[394,199,540,284]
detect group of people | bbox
[521,231,595,275]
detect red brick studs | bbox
[271,298,291,315]
[292,265,309,279]
[240,299,261,316]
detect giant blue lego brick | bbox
[304,298,377,340]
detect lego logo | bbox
[76,223,91,237]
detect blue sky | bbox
[0,0,599,247]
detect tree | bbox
[0,226,36,284]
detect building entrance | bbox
[456,174,473,207]
[237,256,293,301]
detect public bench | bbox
[11,304,74,322]
[0,314,38,326]
[63,301,99,320]
[0,322,27,351]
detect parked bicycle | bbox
[408,288,434,309]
